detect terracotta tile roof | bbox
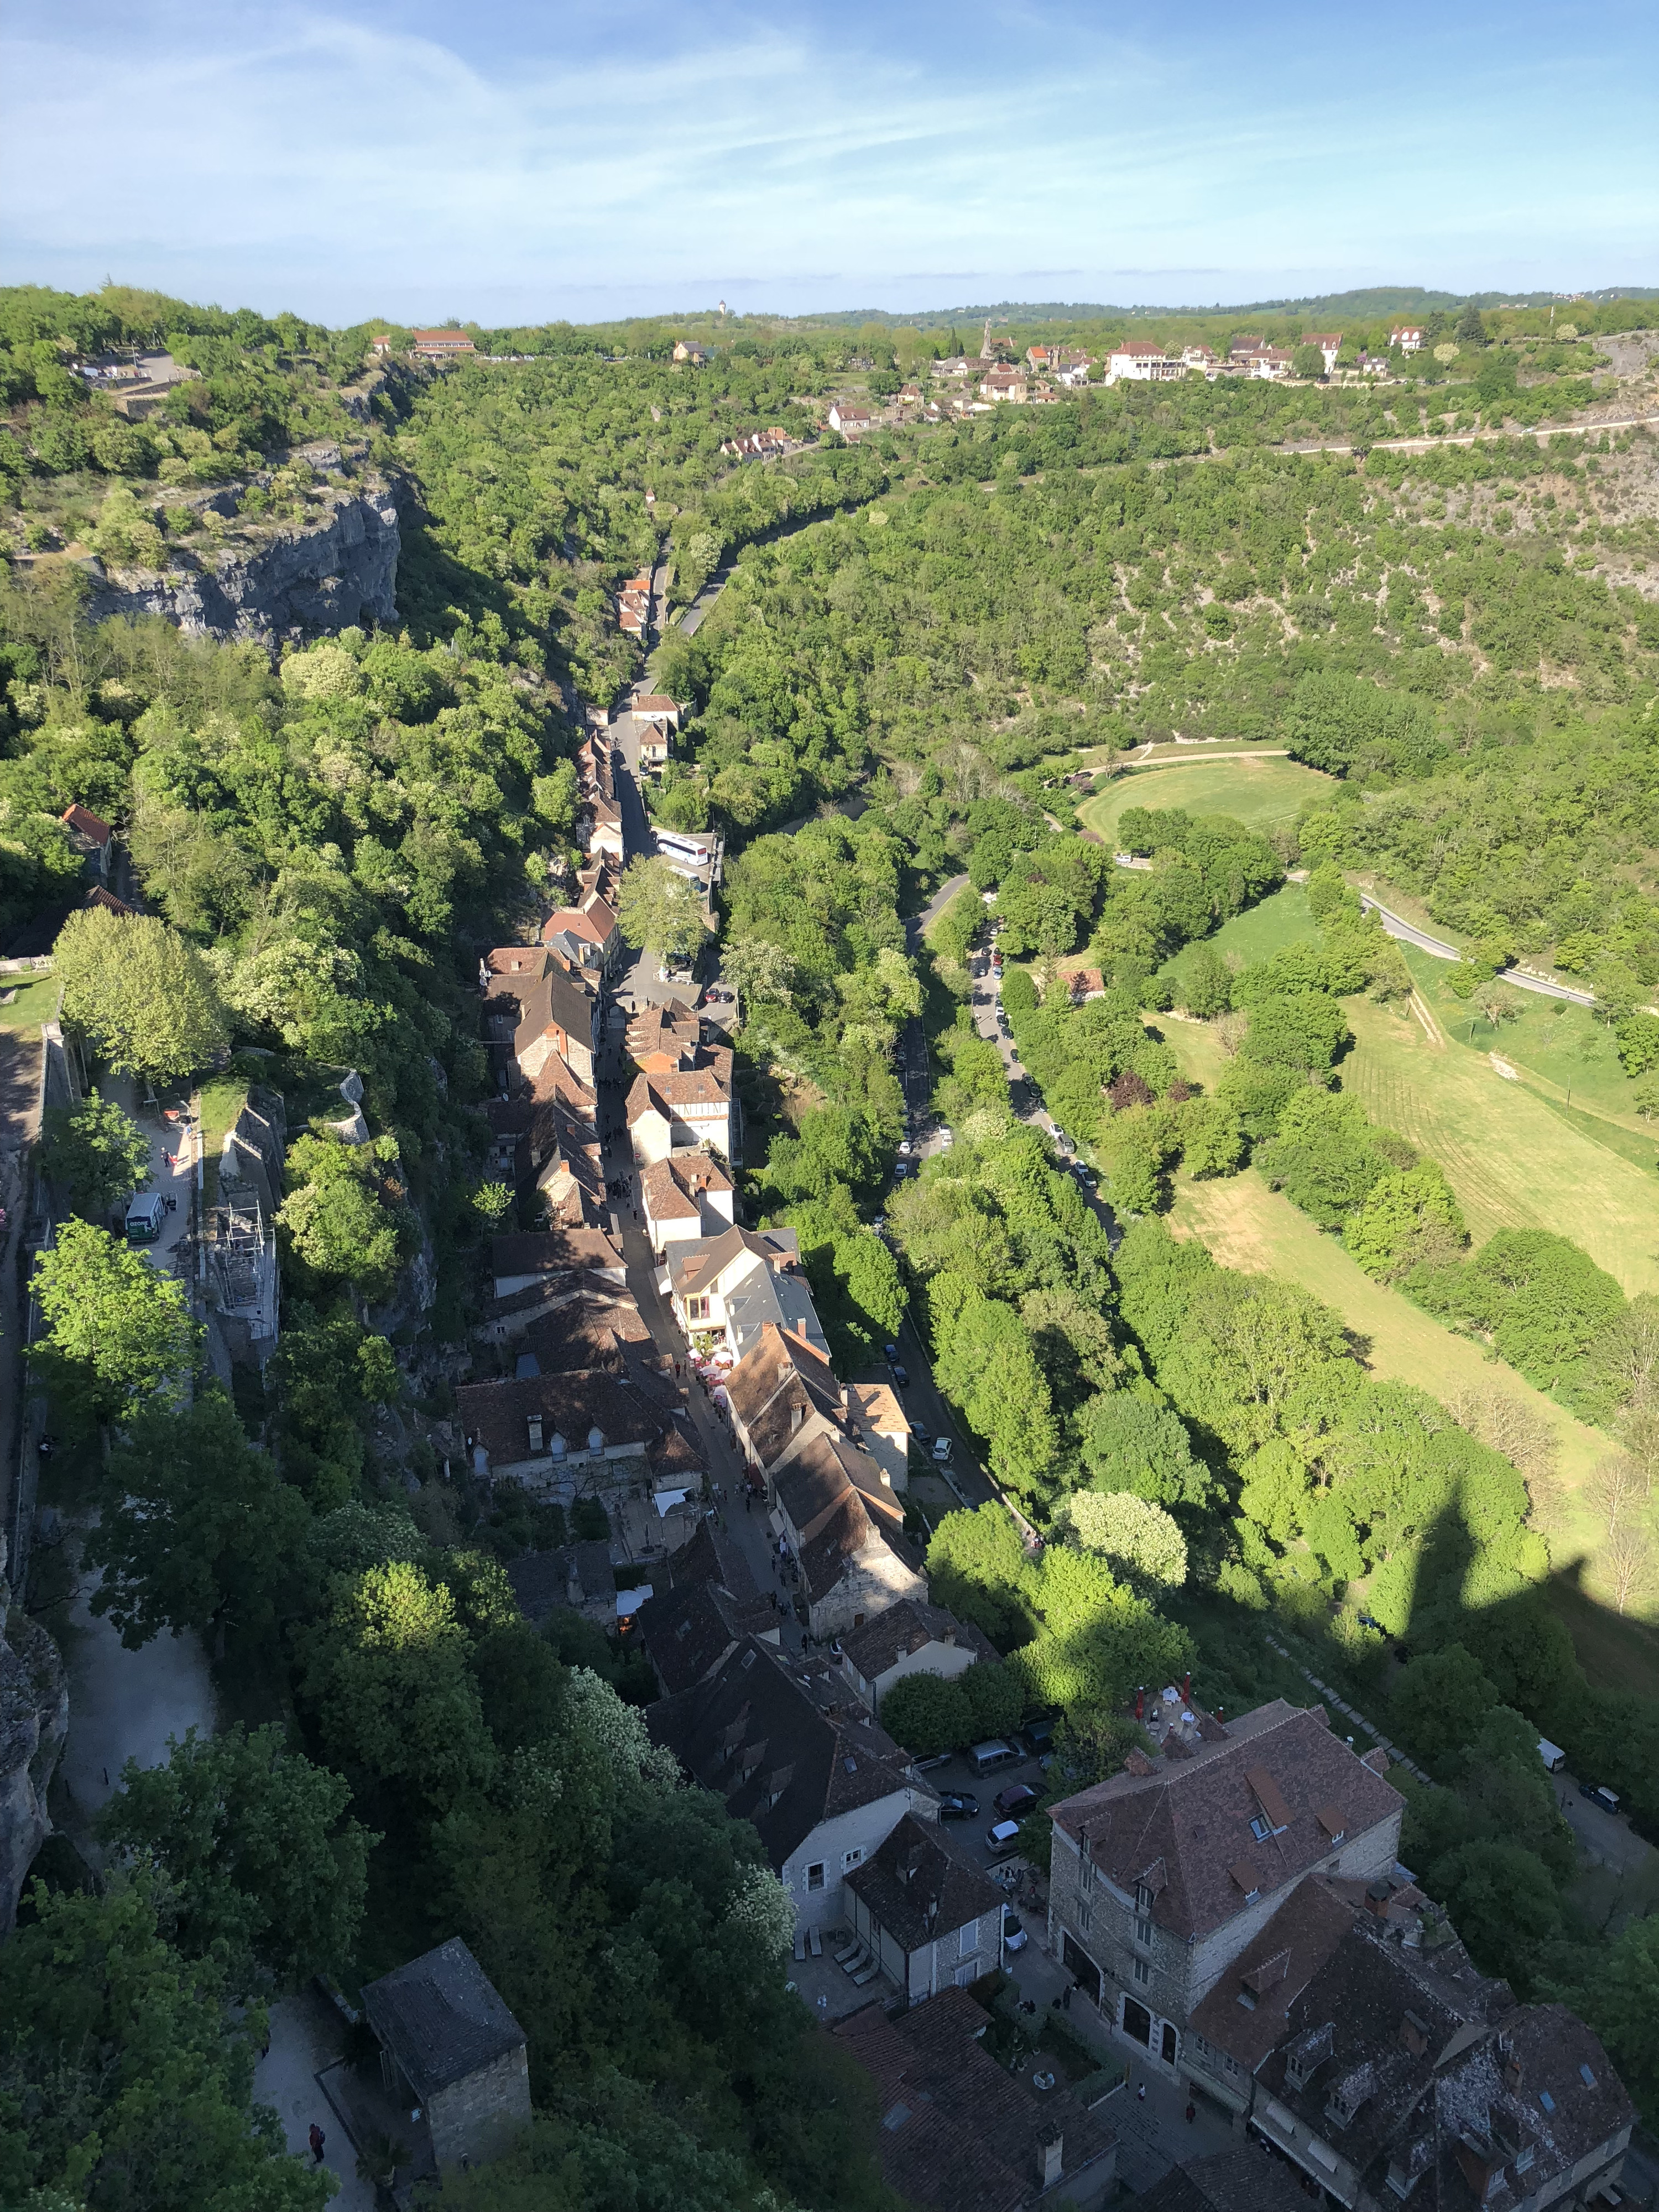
[845,1813,1004,1952]
[1253,1907,1520,2191]
[491,1228,622,1283]
[648,1637,914,1869]
[834,1986,1114,2212]
[666,1225,798,1296]
[1188,1872,1362,2073]
[641,1149,732,1225]
[848,1380,907,1437]
[517,1294,651,1375]
[60,802,112,844]
[837,1598,997,1683]
[457,1368,662,1467]
[1047,1702,1402,1944]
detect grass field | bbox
[1343,988,1659,1296]
[0,972,60,1036]
[1169,1166,1659,1688]
[1079,755,1336,843]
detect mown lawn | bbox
[1168,1165,1658,1686]
[0,972,60,1035]
[1079,754,1336,843]
[1342,984,1659,1296]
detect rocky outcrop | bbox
[0,1532,68,1930]
[85,479,400,648]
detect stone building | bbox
[361,1937,530,2175]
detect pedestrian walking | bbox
[1185,2101,1196,2125]
[1136,2084,1146,2104]
[309,2124,326,2164]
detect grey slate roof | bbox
[648,1637,912,1870]
[1130,2144,1293,2211]
[361,1938,525,2100]
[844,1813,1003,1953]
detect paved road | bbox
[1358,895,1595,1006]
[1277,406,1659,461]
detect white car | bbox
[931,1437,953,1465]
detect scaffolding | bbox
[206,1188,278,1348]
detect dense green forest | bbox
[6,280,1659,2197]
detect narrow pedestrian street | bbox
[593,1019,806,1646]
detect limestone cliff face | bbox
[0,1532,67,1929]
[86,479,400,648]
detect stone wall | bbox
[426,2044,532,2172]
[0,1532,67,1929]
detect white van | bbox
[986,1819,1023,1858]
[124,1192,166,1245]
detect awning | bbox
[615,1585,654,1618]
[654,1489,689,1517]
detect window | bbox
[1250,1815,1274,1843]
[686,1296,710,1322]
[1134,1915,1154,1949]
[806,1863,825,1892]
[1076,1899,1092,1932]
[842,1846,864,1871]
[1133,1957,1151,1986]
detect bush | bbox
[879,1671,971,1755]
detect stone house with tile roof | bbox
[724,1321,844,1478]
[773,1430,926,1638]
[639,1147,734,1256]
[1244,1906,1634,2211]
[834,1985,1117,2211]
[481,946,599,1088]
[664,1227,829,1361]
[1046,1698,1403,2080]
[625,1065,734,1167]
[836,1597,997,1714]
[649,1636,928,1933]
[637,1517,779,1694]
[844,1378,910,1493]
[361,1938,529,2176]
[843,1813,1006,2002]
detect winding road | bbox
[1357,895,1594,1006]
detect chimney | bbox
[791,1402,804,1436]
[942,1625,956,1647]
[1039,2133,1063,2190]
[1501,2035,1522,2094]
[528,1415,544,1453]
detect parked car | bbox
[985,1818,1023,1858]
[892,1161,909,1180]
[994,1783,1039,1818]
[971,1739,1022,1777]
[891,1364,909,1387]
[1001,1910,1028,1954]
[936,1792,979,1820]
[884,1344,900,1361]
[1581,1782,1621,1815]
[898,1139,912,1156]
[1020,1719,1055,1759]
[931,1437,954,1464]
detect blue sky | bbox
[4,0,1656,324]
